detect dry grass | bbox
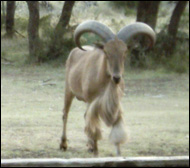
[1,64,189,159]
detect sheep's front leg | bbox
[60,88,74,151]
[86,138,98,155]
[115,143,121,156]
[84,101,102,156]
[109,115,128,156]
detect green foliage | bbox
[39,14,52,29]
[15,17,28,32]
[157,31,189,73]
[12,14,75,63]
[81,33,102,46]
[108,1,137,16]
[39,22,75,62]
[131,31,189,73]
[166,39,189,73]
[1,1,189,70]
[1,51,6,58]
[40,19,104,62]
[179,4,189,33]
[1,15,5,29]
[109,1,138,9]
[14,14,53,33]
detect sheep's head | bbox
[103,38,127,84]
[74,21,156,84]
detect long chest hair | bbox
[98,82,123,126]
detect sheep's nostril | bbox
[113,76,121,84]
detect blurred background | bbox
[1,1,189,70]
[1,1,189,159]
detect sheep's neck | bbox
[97,54,121,126]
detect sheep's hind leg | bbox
[85,102,102,156]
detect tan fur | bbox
[60,39,128,156]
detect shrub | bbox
[15,17,28,32]
[40,23,75,62]
[1,15,5,29]
[109,1,138,9]
[131,31,189,73]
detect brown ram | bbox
[60,20,156,156]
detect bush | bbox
[109,1,138,9]
[39,14,52,30]
[40,23,75,62]
[1,15,5,29]
[166,39,189,73]
[15,17,28,32]
[81,33,102,46]
[131,31,189,73]
[108,1,137,16]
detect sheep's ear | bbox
[94,42,105,49]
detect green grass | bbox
[1,62,189,158]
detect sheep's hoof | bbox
[88,148,94,153]
[88,148,98,156]
[60,140,68,151]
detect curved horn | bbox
[117,22,156,48]
[74,20,115,50]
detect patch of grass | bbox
[1,38,28,65]
[1,64,189,158]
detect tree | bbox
[1,1,6,27]
[130,1,160,67]
[5,1,16,38]
[39,1,53,11]
[168,1,188,39]
[162,1,188,55]
[137,1,160,30]
[47,1,75,59]
[27,1,41,63]
[55,1,75,33]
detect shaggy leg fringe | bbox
[109,116,128,145]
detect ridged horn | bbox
[74,20,115,50]
[117,22,156,48]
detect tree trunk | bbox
[137,1,160,30]
[5,1,16,38]
[2,1,6,25]
[131,1,160,67]
[1,1,5,30]
[164,1,188,55]
[168,1,188,38]
[47,1,75,59]
[55,1,75,32]
[27,1,41,63]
